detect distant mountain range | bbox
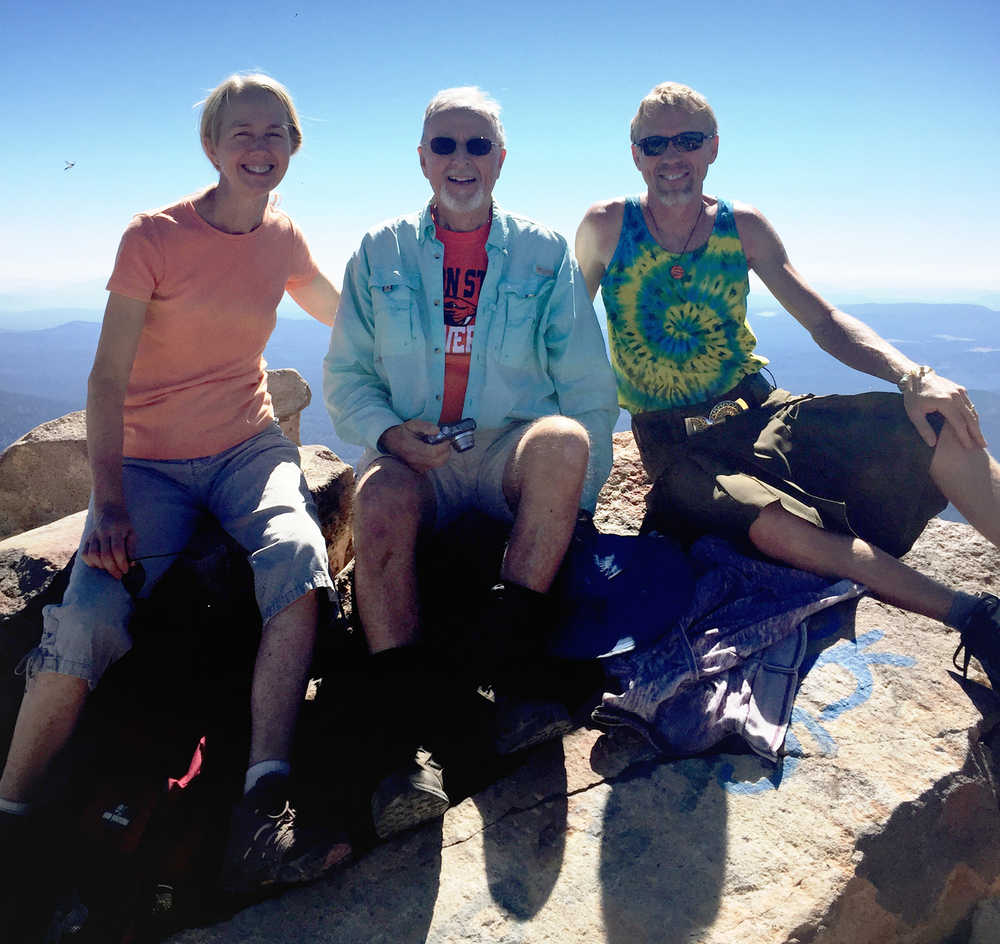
[2,301,998,525]
[748,302,1000,396]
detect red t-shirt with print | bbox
[436,220,489,424]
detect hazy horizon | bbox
[3,292,999,334]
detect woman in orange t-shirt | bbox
[0,73,350,897]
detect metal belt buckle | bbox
[683,397,749,437]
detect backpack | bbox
[46,533,260,942]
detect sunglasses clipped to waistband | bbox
[637,131,715,156]
[429,136,495,156]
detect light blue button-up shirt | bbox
[323,203,618,510]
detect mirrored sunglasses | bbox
[637,132,713,156]
[429,136,494,157]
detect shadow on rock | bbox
[474,738,568,919]
[859,743,1000,921]
[596,743,727,944]
[800,741,1000,943]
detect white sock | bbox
[244,760,291,795]
[0,796,31,816]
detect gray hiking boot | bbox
[492,693,574,755]
[220,774,351,894]
[371,748,450,840]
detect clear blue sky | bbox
[3,0,998,317]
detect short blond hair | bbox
[422,86,506,147]
[199,73,302,154]
[630,82,717,143]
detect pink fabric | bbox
[107,195,319,459]
[167,736,205,792]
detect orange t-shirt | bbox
[106,196,319,459]
[436,220,489,424]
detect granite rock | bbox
[162,434,1000,944]
[0,410,89,541]
[300,444,354,575]
[267,366,312,445]
[0,368,317,540]
[0,509,86,618]
[3,430,999,943]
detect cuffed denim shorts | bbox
[24,424,334,689]
[356,421,531,532]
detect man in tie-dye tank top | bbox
[575,81,1000,695]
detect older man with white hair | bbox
[324,87,617,839]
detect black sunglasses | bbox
[428,136,494,157]
[636,132,714,156]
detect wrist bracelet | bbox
[896,364,934,394]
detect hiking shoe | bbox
[371,748,450,840]
[954,593,1000,690]
[220,774,351,894]
[493,693,574,755]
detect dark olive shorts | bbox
[635,388,947,559]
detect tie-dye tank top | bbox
[600,197,768,412]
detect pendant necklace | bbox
[647,200,705,280]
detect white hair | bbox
[422,86,505,146]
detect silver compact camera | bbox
[420,417,477,452]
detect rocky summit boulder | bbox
[3,430,1000,943]
[0,410,89,541]
[0,368,318,541]
[267,366,312,445]
[162,435,1000,944]
[0,510,86,618]
[299,444,354,575]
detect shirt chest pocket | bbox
[494,276,550,366]
[369,269,422,356]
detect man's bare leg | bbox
[500,416,590,592]
[480,417,592,754]
[347,458,450,838]
[0,673,89,804]
[929,423,1000,549]
[352,457,436,654]
[748,501,955,620]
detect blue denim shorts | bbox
[24,424,334,689]
[356,421,531,532]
